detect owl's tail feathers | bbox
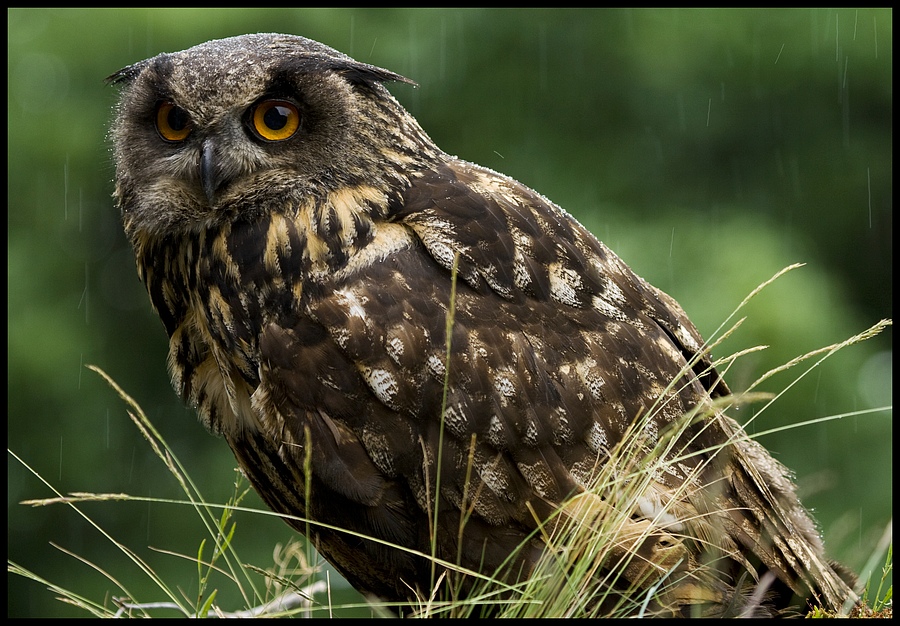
[722,433,859,615]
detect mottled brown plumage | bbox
[108,33,857,616]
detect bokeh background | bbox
[8,8,892,617]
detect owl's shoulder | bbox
[393,160,713,373]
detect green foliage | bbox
[8,8,891,617]
[9,313,890,616]
[861,543,893,616]
[8,368,355,617]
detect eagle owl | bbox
[108,34,856,616]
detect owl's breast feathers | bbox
[135,157,852,613]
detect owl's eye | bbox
[155,102,192,142]
[250,100,301,142]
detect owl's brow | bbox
[106,60,150,85]
[276,56,416,88]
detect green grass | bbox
[8,267,892,618]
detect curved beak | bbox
[199,140,229,205]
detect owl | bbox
[108,34,857,617]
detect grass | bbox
[8,267,893,617]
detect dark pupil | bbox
[167,107,189,131]
[264,106,290,130]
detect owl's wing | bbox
[394,161,853,610]
[395,162,729,392]
[251,159,850,611]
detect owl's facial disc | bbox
[194,97,303,205]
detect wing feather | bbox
[240,158,851,612]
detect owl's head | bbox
[109,33,433,238]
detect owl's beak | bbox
[199,140,228,205]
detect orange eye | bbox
[251,100,300,141]
[155,102,192,142]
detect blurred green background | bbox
[8,8,892,617]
